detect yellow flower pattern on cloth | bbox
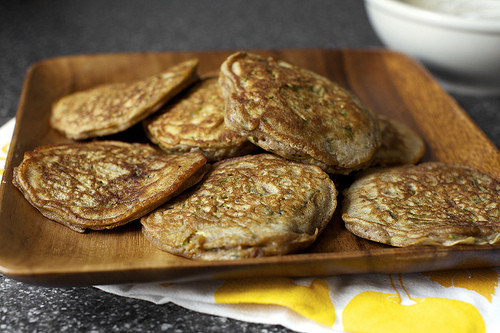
[0,142,9,176]
[0,118,14,178]
[423,268,498,302]
[214,277,335,327]
[343,274,486,333]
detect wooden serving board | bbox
[0,49,499,286]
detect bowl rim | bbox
[365,0,500,33]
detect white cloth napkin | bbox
[2,118,499,333]
[96,270,500,333]
[0,118,15,177]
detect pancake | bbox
[145,75,255,161]
[370,115,425,167]
[141,153,337,260]
[50,59,198,140]
[342,162,500,246]
[12,141,207,232]
[219,52,380,174]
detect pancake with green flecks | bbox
[13,141,208,232]
[51,59,198,140]
[145,75,255,161]
[342,162,500,246]
[141,153,337,259]
[370,115,425,167]
[219,52,380,174]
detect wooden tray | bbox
[1,49,499,286]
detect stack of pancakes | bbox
[13,52,499,260]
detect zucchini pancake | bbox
[145,75,255,161]
[50,59,198,140]
[370,115,425,167]
[13,141,207,232]
[342,162,500,246]
[141,154,337,260]
[219,52,381,174]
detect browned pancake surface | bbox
[145,75,255,161]
[13,141,207,232]
[50,59,198,140]
[141,154,337,259]
[371,115,425,167]
[219,52,380,174]
[342,162,500,246]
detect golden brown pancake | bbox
[371,115,425,167]
[141,154,337,259]
[219,52,380,174]
[13,141,207,232]
[145,75,255,161]
[342,162,500,246]
[50,59,198,140]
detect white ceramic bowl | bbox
[364,0,500,95]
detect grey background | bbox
[1,1,499,332]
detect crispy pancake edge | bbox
[12,141,208,232]
[141,153,338,259]
[370,115,426,167]
[144,75,256,161]
[50,59,199,140]
[341,162,500,246]
[219,52,381,174]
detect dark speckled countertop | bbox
[1,1,499,332]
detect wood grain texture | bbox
[0,49,499,286]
